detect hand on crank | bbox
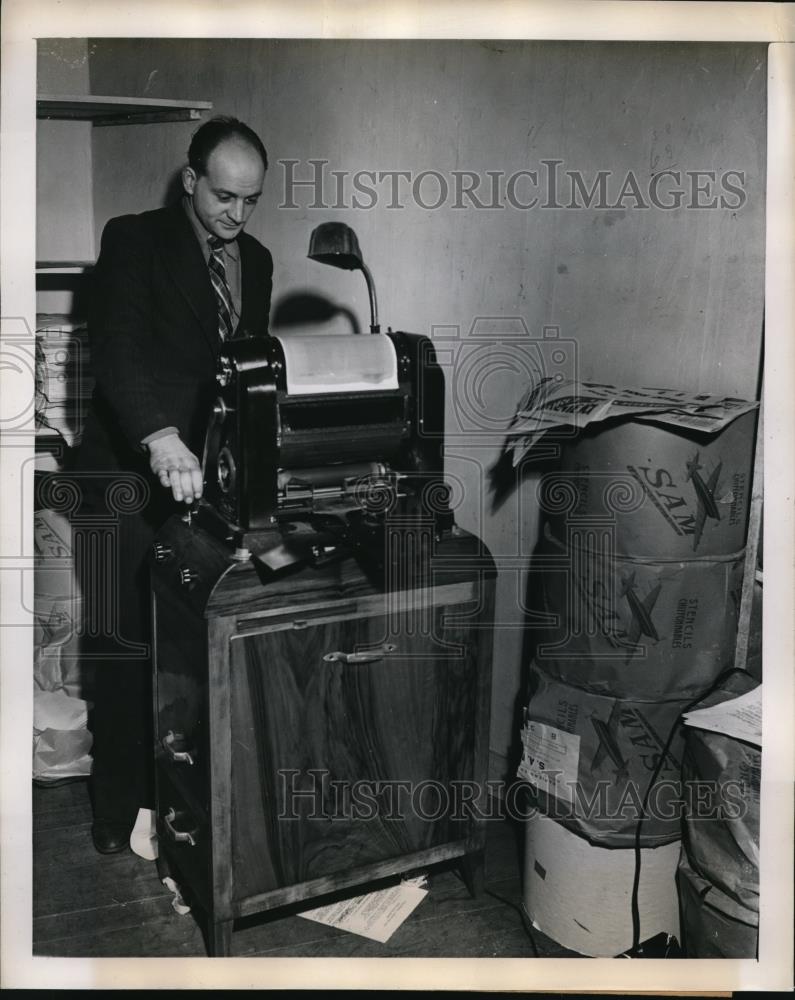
[147,432,203,504]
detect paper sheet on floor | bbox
[682,684,762,747]
[162,876,191,916]
[130,807,158,861]
[297,880,428,943]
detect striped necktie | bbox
[207,235,234,341]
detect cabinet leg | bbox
[460,849,485,899]
[207,917,234,957]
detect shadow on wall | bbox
[163,158,362,338]
[271,292,361,336]
[487,445,559,516]
[164,159,363,338]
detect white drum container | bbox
[523,812,680,956]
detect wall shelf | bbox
[37,261,95,274]
[37,94,212,126]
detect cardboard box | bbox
[34,508,92,700]
[34,508,80,647]
[677,854,758,958]
[519,662,689,847]
[533,527,742,701]
[523,812,680,957]
[682,671,760,913]
[36,316,93,447]
[544,411,756,559]
[34,508,75,591]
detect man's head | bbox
[182,117,268,241]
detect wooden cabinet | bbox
[151,515,495,955]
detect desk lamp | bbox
[308,222,380,333]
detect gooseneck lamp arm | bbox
[307,222,381,334]
[360,262,380,334]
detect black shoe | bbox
[91,820,132,854]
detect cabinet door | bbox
[229,600,482,901]
[152,586,209,814]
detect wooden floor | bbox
[33,779,582,959]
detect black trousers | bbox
[77,473,174,826]
[90,653,154,825]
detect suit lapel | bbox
[154,203,219,352]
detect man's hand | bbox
[147,433,203,504]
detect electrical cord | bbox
[484,887,540,957]
[450,868,540,956]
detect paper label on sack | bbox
[518,721,580,804]
[683,684,762,747]
[297,882,427,943]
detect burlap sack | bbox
[682,671,760,912]
[532,526,742,701]
[518,662,690,847]
[542,411,756,559]
[677,853,758,958]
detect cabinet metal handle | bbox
[163,806,199,846]
[323,643,397,664]
[162,730,196,766]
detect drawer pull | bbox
[163,806,199,846]
[162,730,196,766]
[323,643,397,664]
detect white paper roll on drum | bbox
[523,812,680,956]
[275,334,399,395]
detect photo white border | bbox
[2,0,793,991]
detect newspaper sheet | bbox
[506,378,758,463]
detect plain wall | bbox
[81,38,766,781]
[36,39,95,315]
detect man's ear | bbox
[182,166,197,195]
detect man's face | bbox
[183,138,265,241]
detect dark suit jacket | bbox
[77,201,273,477]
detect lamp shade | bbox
[307,222,363,271]
[307,222,380,333]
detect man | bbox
[76,117,273,853]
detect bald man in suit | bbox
[76,117,273,853]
